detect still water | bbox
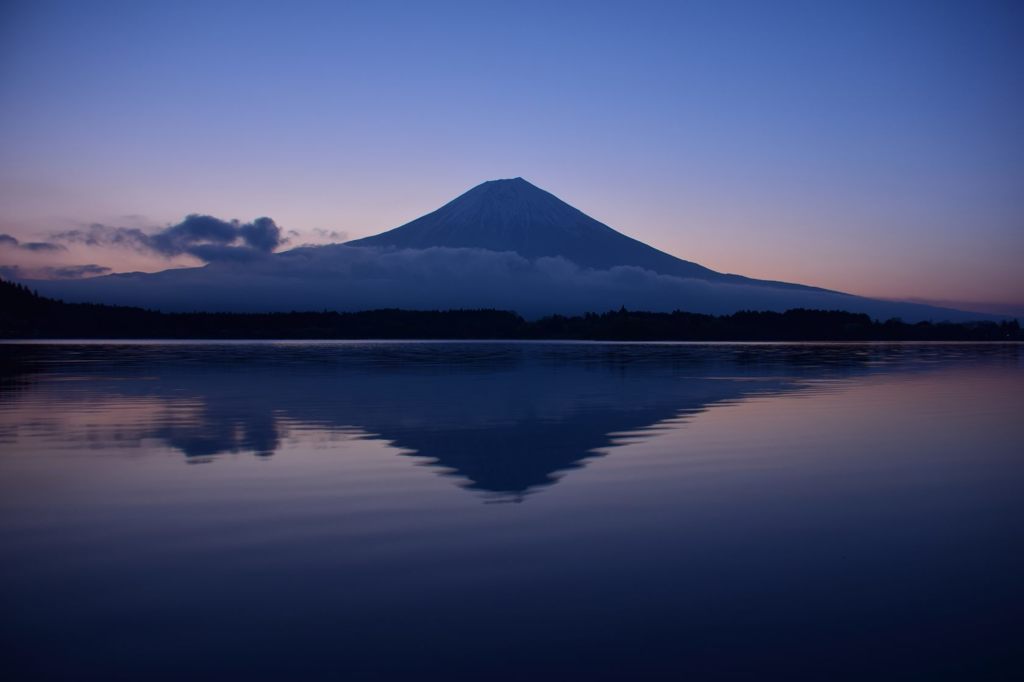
[1,342,1021,680]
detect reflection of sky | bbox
[0,3,1021,307]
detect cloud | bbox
[21,241,66,252]
[147,215,242,256]
[51,264,113,278]
[238,217,282,251]
[48,224,151,249]
[0,233,66,252]
[0,263,111,280]
[313,228,348,241]
[49,214,283,263]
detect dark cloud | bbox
[50,214,283,263]
[21,241,66,252]
[238,217,282,251]
[0,233,66,252]
[0,263,111,280]
[187,244,267,263]
[148,215,241,256]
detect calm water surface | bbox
[1,342,1022,680]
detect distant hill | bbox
[2,278,1018,341]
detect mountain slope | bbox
[348,178,821,291]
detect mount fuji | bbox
[25,178,991,321]
[348,177,814,291]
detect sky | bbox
[0,0,1022,313]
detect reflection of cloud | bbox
[48,214,284,263]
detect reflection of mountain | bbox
[369,374,775,498]
[140,369,778,497]
[6,343,1010,498]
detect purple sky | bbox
[1,1,1021,313]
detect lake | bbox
[1,341,1021,680]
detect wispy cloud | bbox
[0,263,111,280]
[312,228,348,242]
[49,214,284,263]
[0,233,66,252]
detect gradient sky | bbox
[1,0,1022,312]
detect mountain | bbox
[18,178,1000,322]
[348,177,818,291]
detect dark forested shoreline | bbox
[1,279,1019,341]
